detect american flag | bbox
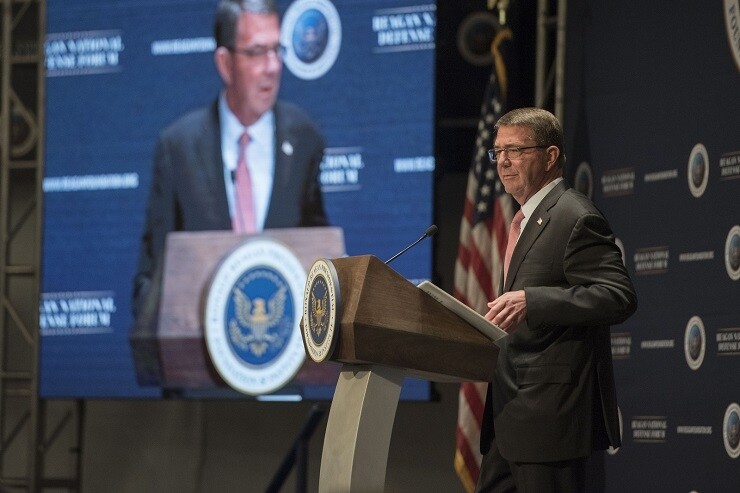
[453,28,515,493]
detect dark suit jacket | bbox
[132,99,327,317]
[480,180,637,463]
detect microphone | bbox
[385,225,438,264]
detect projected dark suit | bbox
[132,99,326,317]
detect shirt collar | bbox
[521,177,563,219]
[218,92,274,149]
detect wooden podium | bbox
[129,227,345,391]
[306,255,499,492]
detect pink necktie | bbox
[232,132,257,234]
[503,210,525,284]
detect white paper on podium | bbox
[417,281,507,345]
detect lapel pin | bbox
[282,141,293,156]
[537,217,543,225]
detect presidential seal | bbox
[684,316,706,371]
[723,402,740,458]
[204,239,306,395]
[280,0,342,80]
[302,258,340,362]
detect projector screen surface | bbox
[41,0,436,399]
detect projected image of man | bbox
[133,0,328,319]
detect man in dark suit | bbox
[477,108,637,492]
[133,0,327,318]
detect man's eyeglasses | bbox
[229,43,286,60]
[488,145,548,163]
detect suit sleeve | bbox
[300,135,328,227]
[132,135,176,318]
[525,212,637,330]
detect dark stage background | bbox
[40,0,435,400]
[563,1,740,491]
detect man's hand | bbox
[485,290,527,332]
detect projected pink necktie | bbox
[503,210,525,284]
[232,132,257,234]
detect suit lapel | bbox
[266,102,294,225]
[272,102,291,190]
[201,101,230,222]
[504,181,568,291]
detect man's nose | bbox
[265,50,282,72]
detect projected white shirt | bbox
[219,92,275,232]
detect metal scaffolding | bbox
[535,0,567,120]
[1,0,82,490]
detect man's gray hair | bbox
[214,0,279,48]
[494,107,566,168]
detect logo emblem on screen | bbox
[302,258,340,362]
[204,239,306,395]
[281,0,342,80]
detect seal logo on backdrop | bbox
[281,0,342,80]
[687,143,709,198]
[456,11,499,67]
[204,239,306,395]
[726,225,740,280]
[723,402,740,458]
[302,258,340,362]
[684,315,706,370]
[724,0,740,73]
[574,161,594,200]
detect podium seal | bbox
[204,238,306,395]
[302,258,340,362]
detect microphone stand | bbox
[385,225,437,264]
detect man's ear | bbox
[214,46,232,85]
[545,146,560,171]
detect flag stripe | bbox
[454,449,478,493]
[461,380,486,425]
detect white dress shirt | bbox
[519,177,563,234]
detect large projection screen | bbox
[40,0,436,399]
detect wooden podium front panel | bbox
[328,256,498,383]
[156,227,345,389]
